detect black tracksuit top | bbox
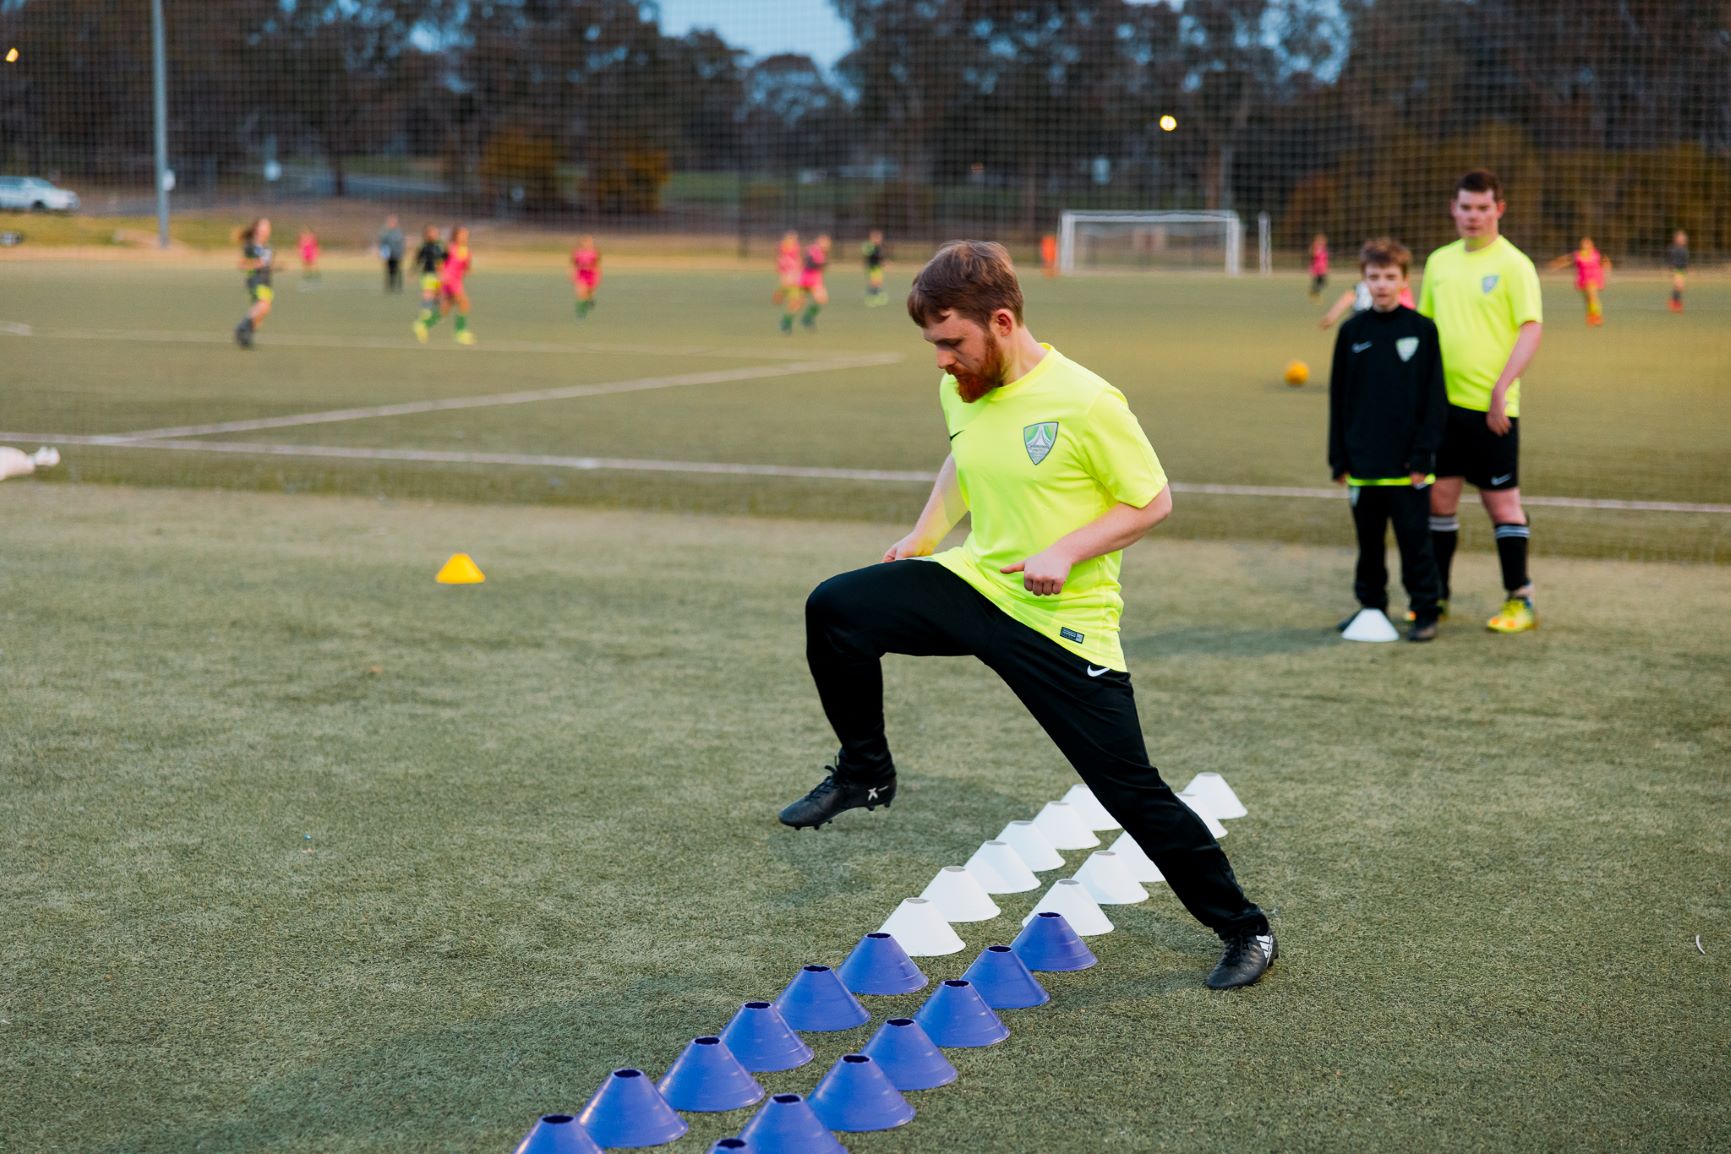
[1327,305,1447,480]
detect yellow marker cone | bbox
[436,553,485,584]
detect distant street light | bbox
[1159,115,1177,132]
[5,47,19,63]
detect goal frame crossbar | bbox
[1057,210,1244,276]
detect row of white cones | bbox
[878,772,1248,954]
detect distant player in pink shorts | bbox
[1308,233,1329,297]
[572,235,601,321]
[1548,237,1608,326]
[786,233,831,333]
[298,227,320,283]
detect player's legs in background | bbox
[450,287,474,344]
[801,282,828,329]
[1349,486,1393,613]
[780,286,802,334]
[236,286,271,348]
[1584,284,1603,326]
[414,276,440,341]
[1428,476,1463,609]
[1670,271,1685,312]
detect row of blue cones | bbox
[516,911,1096,1151]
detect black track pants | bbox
[1350,484,1440,619]
[805,559,1269,939]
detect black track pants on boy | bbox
[805,558,1269,939]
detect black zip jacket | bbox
[1328,305,1447,480]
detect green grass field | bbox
[2,258,1728,559]
[2,254,1728,1151]
[2,485,1727,1153]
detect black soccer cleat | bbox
[778,765,896,830]
[1206,929,1278,990]
[234,323,253,349]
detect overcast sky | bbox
[656,0,855,67]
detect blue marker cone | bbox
[1011,910,1098,972]
[513,1113,603,1154]
[720,1001,814,1073]
[737,1092,848,1154]
[808,1054,916,1132]
[861,1016,957,1091]
[961,944,1050,1009]
[913,979,1009,1048]
[773,965,870,1032]
[838,932,928,996]
[578,1068,688,1149]
[658,1035,765,1113]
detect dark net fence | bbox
[2,0,1728,260]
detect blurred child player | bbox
[862,230,888,306]
[234,218,273,349]
[792,233,831,332]
[774,230,802,328]
[298,227,320,283]
[1308,234,1330,297]
[411,225,445,341]
[1548,237,1608,326]
[1667,230,1689,312]
[572,235,601,320]
[415,225,474,345]
[1327,239,1447,641]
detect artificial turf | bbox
[2,484,1726,1152]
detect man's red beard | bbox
[953,334,1008,402]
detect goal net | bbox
[1058,211,1244,275]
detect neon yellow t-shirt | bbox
[1417,236,1543,417]
[933,346,1167,671]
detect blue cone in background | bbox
[808,1054,916,1132]
[720,1001,814,1073]
[577,1068,689,1149]
[513,1113,603,1154]
[773,965,870,1032]
[861,1017,958,1091]
[737,1092,848,1154]
[962,944,1051,1009]
[657,1035,765,1113]
[913,979,1010,1048]
[1011,910,1099,972]
[837,932,928,996]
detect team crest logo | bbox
[1023,421,1058,465]
[1396,336,1419,362]
[1481,274,1500,293]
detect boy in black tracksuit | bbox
[1329,238,1448,641]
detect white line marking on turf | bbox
[4,432,1730,513]
[14,325,887,362]
[87,354,902,443]
[0,321,32,336]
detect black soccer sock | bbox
[1429,515,1459,601]
[1672,287,1682,305]
[1494,522,1531,596]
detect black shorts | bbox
[1437,403,1519,490]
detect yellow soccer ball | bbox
[1283,359,1310,387]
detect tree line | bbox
[1,0,1725,252]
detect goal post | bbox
[1057,210,1245,276]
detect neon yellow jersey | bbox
[1417,236,1542,416]
[933,346,1167,671]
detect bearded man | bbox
[778,240,1277,991]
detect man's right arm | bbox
[883,453,966,562]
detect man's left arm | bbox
[1001,488,1171,596]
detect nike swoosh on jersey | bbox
[1351,341,1372,353]
[1086,665,1110,678]
[949,429,964,440]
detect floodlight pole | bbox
[151,0,170,248]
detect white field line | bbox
[5,431,1730,513]
[85,354,902,443]
[0,323,886,362]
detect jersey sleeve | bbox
[1417,255,1436,318]
[1077,387,1167,508]
[1507,253,1543,326]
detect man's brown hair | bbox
[1456,168,1502,201]
[1359,237,1412,275]
[907,240,1024,328]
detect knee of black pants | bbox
[805,571,873,657]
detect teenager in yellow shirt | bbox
[781,241,1275,990]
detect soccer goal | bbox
[1057,210,1245,276]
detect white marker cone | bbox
[1341,607,1399,643]
[965,840,1040,894]
[919,866,1001,922]
[997,820,1064,871]
[1071,851,1148,905]
[1181,772,1248,820]
[1061,784,1120,831]
[1108,831,1165,883]
[1032,801,1100,850]
[1178,792,1229,839]
[1021,878,1113,936]
[878,898,966,956]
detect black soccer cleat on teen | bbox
[778,763,896,829]
[1206,929,1278,990]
